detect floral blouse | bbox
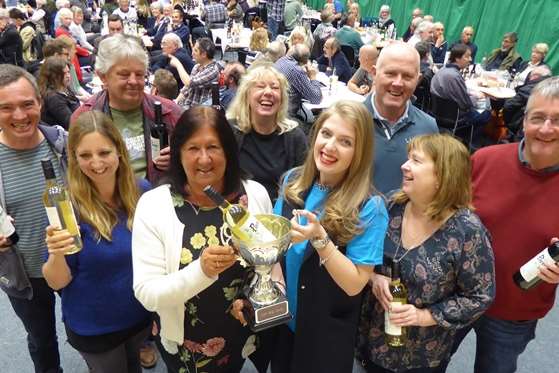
[153,191,256,373]
[357,202,495,372]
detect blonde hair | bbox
[392,134,473,220]
[68,111,140,240]
[226,63,298,134]
[284,101,376,245]
[533,43,549,58]
[288,25,309,48]
[250,27,269,52]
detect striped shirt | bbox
[0,140,64,278]
[179,61,221,108]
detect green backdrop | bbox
[305,0,559,73]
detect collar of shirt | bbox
[370,93,411,137]
[518,139,559,173]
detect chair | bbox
[340,45,355,67]
[430,94,474,150]
[311,35,325,61]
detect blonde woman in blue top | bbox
[42,111,151,373]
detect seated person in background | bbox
[151,32,194,90]
[377,5,395,33]
[348,2,362,25]
[284,0,303,32]
[145,1,169,45]
[167,7,190,50]
[253,40,286,64]
[56,8,92,68]
[112,0,138,24]
[402,7,423,42]
[407,20,434,47]
[249,27,269,53]
[94,14,124,50]
[335,13,363,57]
[227,0,244,24]
[221,62,245,110]
[274,43,322,123]
[431,43,491,132]
[348,44,378,95]
[484,32,522,71]
[38,56,80,129]
[503,65,552,140]
[413,41,434,110]
[9,8,37,66]
[317,37,352,84]
[202,0,227,29]
[430,22,447,64]
[151,68,179,100]
[176,37,222,108]
[450,26,477,63]
[69,6,95,53]
[288,25,313,51]
[313,8,336,42]
[513,43,549,87]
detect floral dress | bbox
[154,191,256,373]
[357,202,495,372]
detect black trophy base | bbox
[242,294,292,333]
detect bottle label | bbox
[230,215,276,243]
[520,248,556,282]
[45,206,63,229]
[385,301,402,336]
[150,136,160,162]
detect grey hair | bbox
[150,1,163,11]
[263,41,286,62]
[291,43,310,65]
[0,64,40,100]
[411,16,424,29]
[55,0,69,9]
[162,32,183,49]
[415,21,433,35]
[58,7,73,18]
[71,6,83,16]
[526,76,559,113]
[379,5,390,15]
[95,34,148,75]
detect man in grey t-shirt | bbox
[348,44,378,96]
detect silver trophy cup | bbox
[231,214,292,332]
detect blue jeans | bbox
[267,17,281,41]
[8,278,62,373]
[448,314,537,373]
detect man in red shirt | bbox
[446,77,559,372]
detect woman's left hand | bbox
[290,209,327,244]
[389,304,436,327]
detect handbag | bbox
[0,247,33,300]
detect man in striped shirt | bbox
[0,64,67,373]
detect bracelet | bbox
[319,246,338,267]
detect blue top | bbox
[60,179,151,335]
[274,180,388,331]
[334,0,345,13]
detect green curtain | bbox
[305,0,559,73]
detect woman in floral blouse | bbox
[357,134,495,373]
[132,107,272,373]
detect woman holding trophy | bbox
[232,101,388,372]
[132,107,273,373]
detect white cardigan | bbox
[132,181,272,353]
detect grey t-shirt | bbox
[350,67,373,89]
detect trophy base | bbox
[243,294,292,333]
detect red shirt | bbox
[472,143,559,320]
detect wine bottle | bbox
[203,186,276,243]
[153,101,168,149]
[513,242,559,290]
[211,81,221,112]
[385,261,408,347]
[0,204,19,245]
[41,159,82,254]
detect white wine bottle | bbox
[513,242,559,290]
[41,159,82,254]
[385,261,408,347]
[203,186,276,243]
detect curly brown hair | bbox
[37,57,69,97]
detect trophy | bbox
[231,214,292,332]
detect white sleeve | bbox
[132,192,216,312]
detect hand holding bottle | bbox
[45,226,80,256]
[388,303,435,327]
[200,245,237,278]
[370,272,392,311]
[536,237,559,284]
[153,146,171,171]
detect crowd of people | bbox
[0,1,558,373]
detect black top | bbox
[41,89,81,129]
[0,24,24,66]
[235,126,308,202]
[153,190,253,372]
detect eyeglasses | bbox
[526,115,559,127]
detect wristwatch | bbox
[310,234,331,251]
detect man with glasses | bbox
[446,76,559,373]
